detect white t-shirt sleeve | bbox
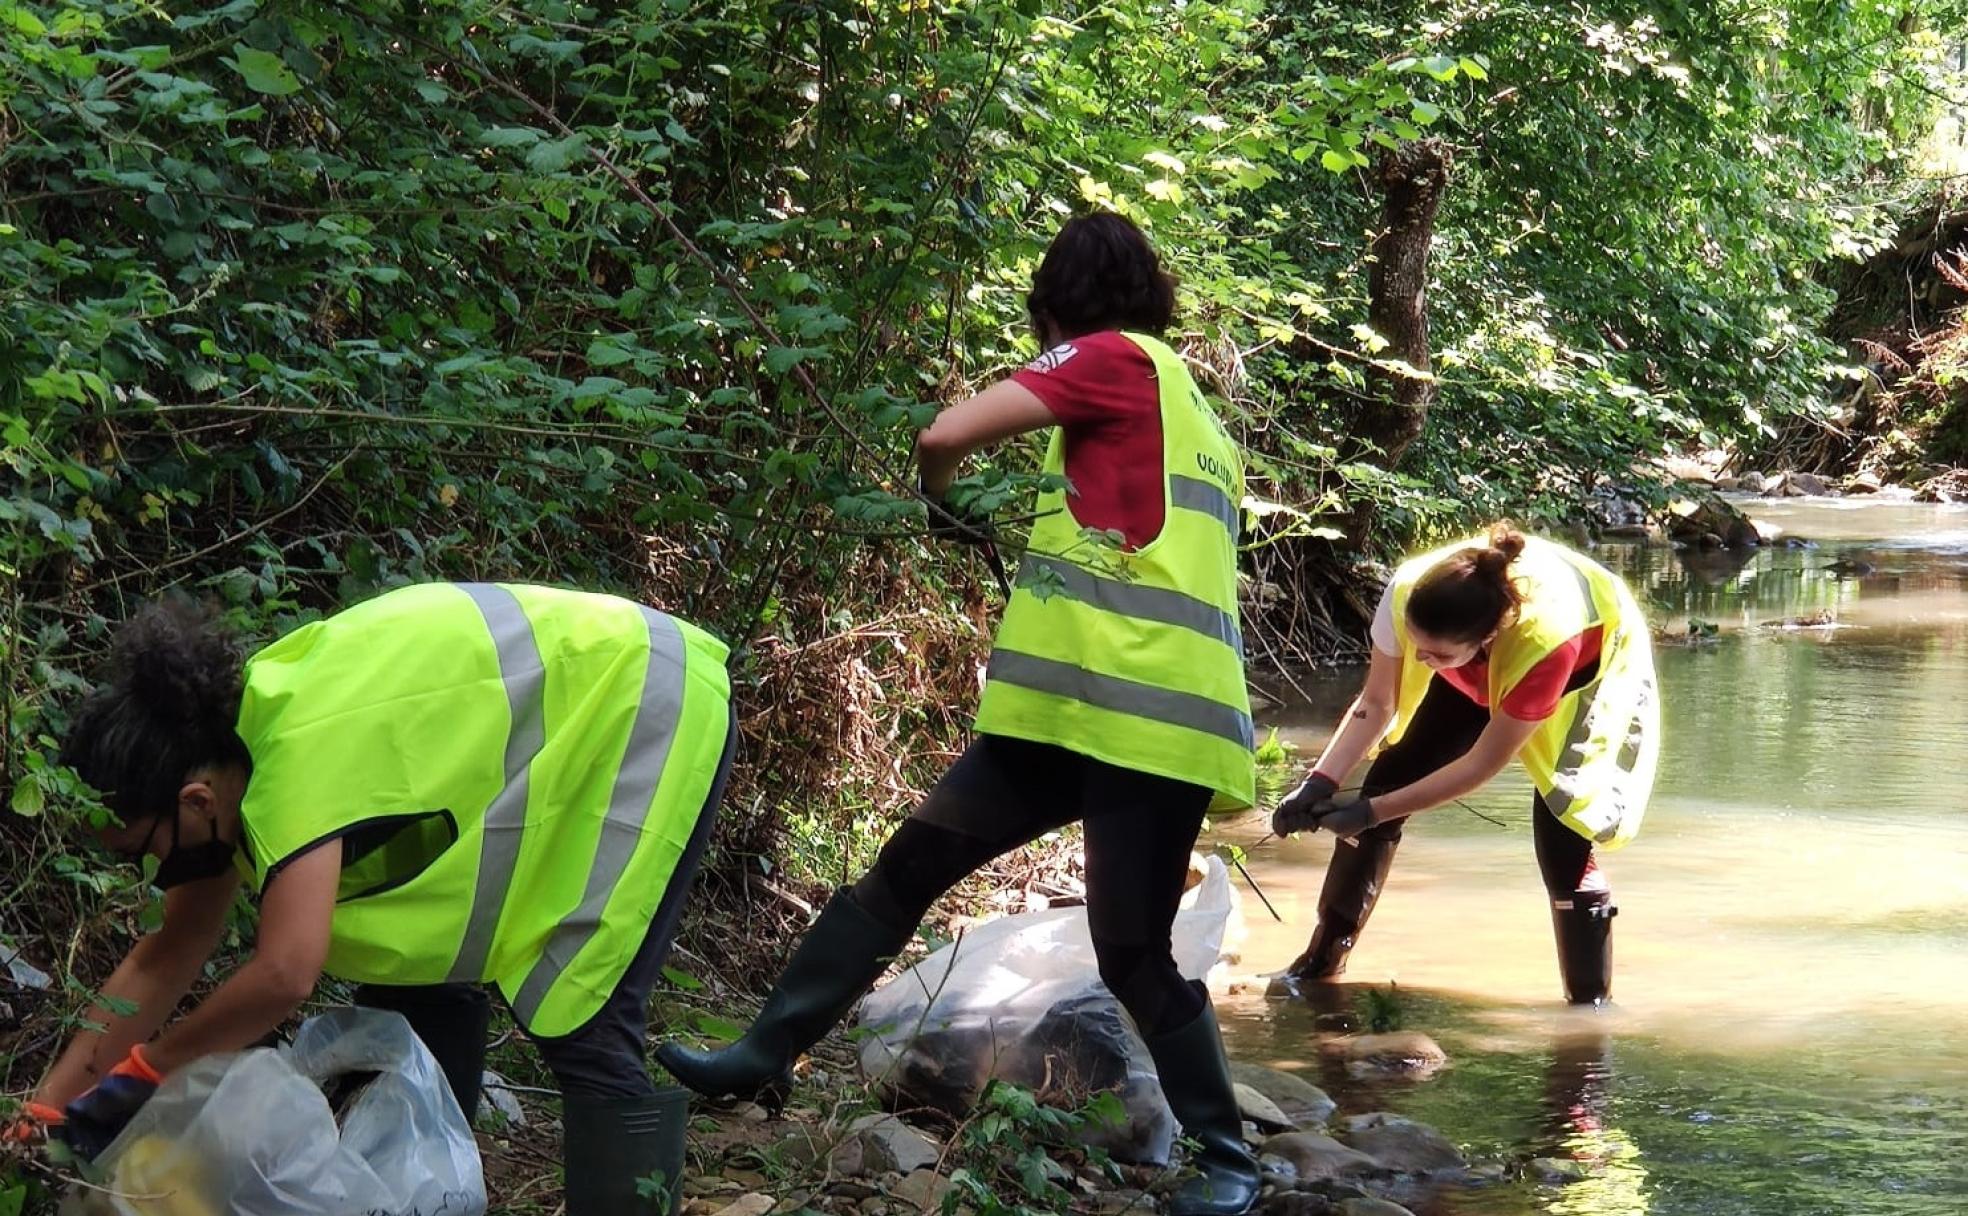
[1370,580,1401,657]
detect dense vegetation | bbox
[6,0,1968,1204]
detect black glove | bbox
[921,480,996,548]
[1271,771,1339,836]
[59,1046,161,1160]
[1311,796,1377,839]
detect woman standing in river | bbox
[658,213,1263,1216]
[1272,525,1659,1006]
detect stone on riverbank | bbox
[1235,1082,1297,1132]
[1230,1062,1337,1127]
[829,1113,942,1177]
[1321,1032,1448,1079]
[1259,1131,1382,1185]
[1335,1113,1465,1173]
[1531,1157,1590,1184]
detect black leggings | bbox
[1357,677,1603,897]
[852,735,1213,1037]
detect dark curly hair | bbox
[1406,523,1529,644]
[1026,212,1176,344]
[60,597,251,827]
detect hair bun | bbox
[1485,522,1527,566]
[110,598,244,727]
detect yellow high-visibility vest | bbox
[234,583,731,1036]
[1388,536,1658,847]
[974,332,1255,809]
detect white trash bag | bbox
[855,855,1239,1164]
[65,1007,486,1216]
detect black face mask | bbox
[153,814,238,890]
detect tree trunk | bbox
[1356,138,1451,467]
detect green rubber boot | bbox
[562,1088,689,1216]
[655,888,910,1107]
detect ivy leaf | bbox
[230,47,300,96]
[10,777,44,818]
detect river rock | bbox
[1779,471,1832,496]
[1234,1083,1297,1132]
[1230,1063,1337,1127]
[832,1114,941,1176]
[710,1195,776,1216]
[1666,495,1760,548]
[1335,1113,1465,1173]
[1532,1157,1590,1185]
[890,1169,955,1212]
[1337,1201,1416,1216]
[1321,1032,1448,1079]
[1259,1131,1381,1184]
[1845,470,1884,494]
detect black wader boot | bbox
[1143,983,1260,1216]
[1551,891,1615,1006]
[655,888,910,1106]
[1284,832,1399,982]
[563,1088,689,1216]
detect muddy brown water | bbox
[1214,498,1968,1215]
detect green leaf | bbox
[542,195,571,223]
[1458,56,1489,81]
[10,777,44,818]
[480,126,544,148]
[1410,100,1441,125]
[1420,54,1459,81]
[0,1183,25,1216]
[2,5,48,37]
[689,1011,746,1042]
[527,134,589,173]
[660,965,704,991]
[230,47,300,96]
[1318,149,1351,173]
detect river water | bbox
[1215,498,1968,1216]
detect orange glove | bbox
[3,1100,66,1145]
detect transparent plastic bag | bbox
[855,855,1238,1163]
[65,1007,486,1216]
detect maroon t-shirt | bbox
[1010,332,1166,550]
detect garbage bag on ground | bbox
[64,1006,486,1216]
[855,854,1238,1164]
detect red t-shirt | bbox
[1371,581,1604,720]
[1433,627,1605,719]
[1009,332,1165,550]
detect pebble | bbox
[734,1100,771,1123]
[890,1169,955,1212]
[709,1195,776,1216]
[1532,1156,1590,1185]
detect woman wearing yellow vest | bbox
[20,584,734,1215]
[658,214,1262,1215]
[1271,525,1658,1006]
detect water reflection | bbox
[1226,500,1968,1216]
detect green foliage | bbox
[943,1081,1126,1216]
[1359,981,1405,1034]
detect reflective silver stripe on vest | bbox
[510,607,689,1025]
[451,584,548,982]
[1169,474,1239,542]
[1019,555,1242,656]
[988,649,1254,749]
